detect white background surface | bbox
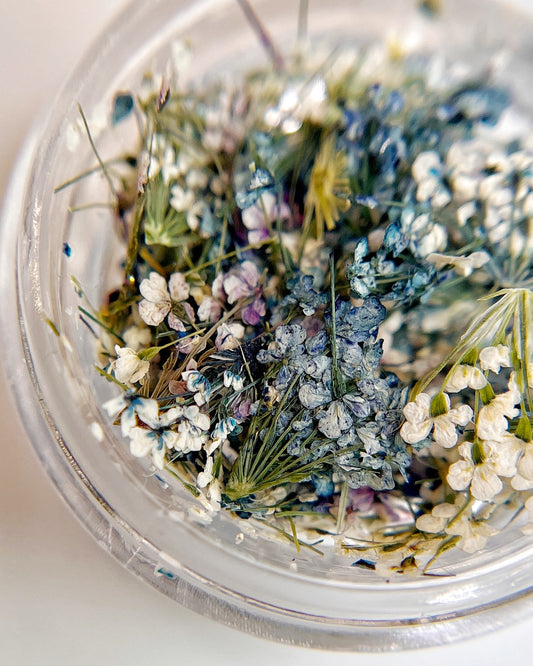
[1,1,533,664]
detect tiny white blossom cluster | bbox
[400,339,533,556]
[103,394,228,513]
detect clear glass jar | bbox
[2,0,533,651]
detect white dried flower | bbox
[138,271,189,329]
[128,405,183,469]
[170,184,195,212]
[511,440,533,491]
[111,345,150,384]
[138,272,171,326]
[197,456,214,489]
[445,512,498,554]
[400,392,473,448]
[479,345,512,374]
[444,364,488,393]
[447,437,521,501]
[476,388,520,440]
[415,502,457,533]
[426,251,490,277]
[122,326,152,352]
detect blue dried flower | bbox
[346,224,438,304]
[282,273,328,316]
[235,167,276,209]
[383,222,408,256]
[445,84,509,127]
[333,297,386,340]
[257,324,307,363]
[299,381,332,409]
[311,474,335,497]
[305,329,327,355]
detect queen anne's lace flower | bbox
[512,439,533,490]
[479,345,512,374]
[400,392,473,448]
[415,501,457,533]
[445,512,498,554]
[444,364,487,393]
[447,437,521,500]
[476,388,520,440]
